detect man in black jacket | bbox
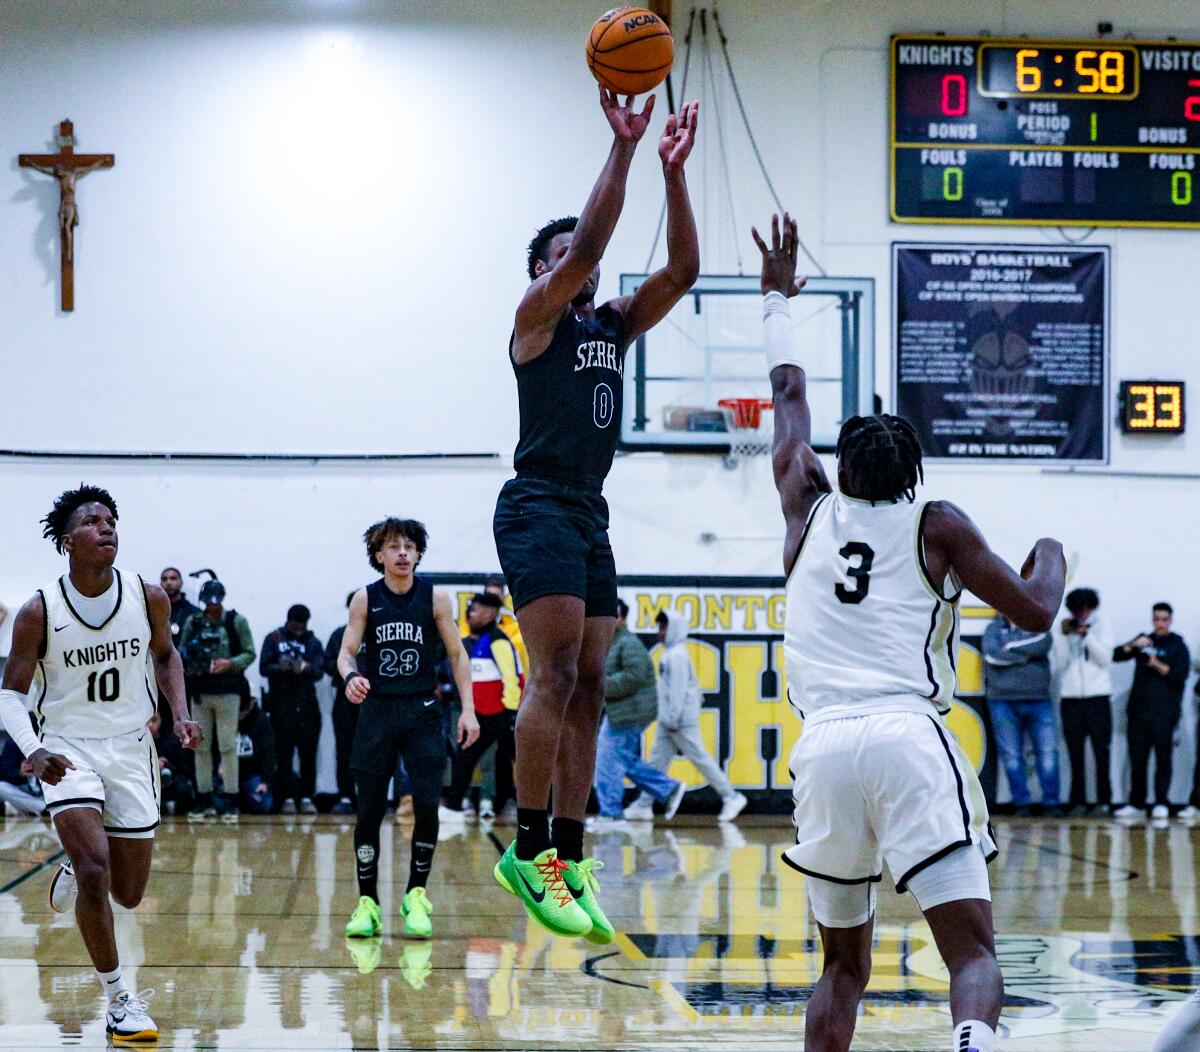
[260,604,325,815]
[324,593,357,815]
[1114,603,1191,818]
[236,696,278,814]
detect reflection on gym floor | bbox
[0,815,1196,1049]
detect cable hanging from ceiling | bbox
[644,3,827,277]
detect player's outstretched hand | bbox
[29,748,75,786]
[600,86,655,144]
[659,100,699,172]
[457,710,480,749]
[345,674,371,704]
[751,213,807,298]
[175,718,203,751]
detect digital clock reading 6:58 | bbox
[1119,381,1185,433]
[979,44,1139,99]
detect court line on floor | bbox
[1002,834,1140,882]
[0,847,65,895]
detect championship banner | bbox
[430,574,1000,811]
[893,243,1110,463]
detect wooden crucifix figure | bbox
[19,120,115,312]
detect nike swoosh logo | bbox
[54,625,70,632]
[562,875,585,900]
[137,734,146,742]
[517,871,546,903]
[371,607,384,613]
[423,697,437,707]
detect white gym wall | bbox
[2,1,1197,793]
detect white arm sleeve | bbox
[0,689,41,758]
[763,291,804,373]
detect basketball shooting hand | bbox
[28,748,75,786]
[659,100,699,172]
[751,213,807,298]
[175,718,203,751]
[1020,537,1065,579]
[457,709,480,749]
[600,87,655,143]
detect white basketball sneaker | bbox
[106,989,158,1041]
[48,860,77,914]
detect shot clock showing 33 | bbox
[891,35,1200,226]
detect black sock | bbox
[515,807,551,860]
[552,817,585,863]
[355,841,379,902]
[406,809,439,893]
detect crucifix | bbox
[19,119,115,312]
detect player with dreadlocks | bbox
[0,484,201,1042]
[751,215,1067,1052]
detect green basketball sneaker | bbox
[493,842,591,938]
[345,895,382,938]
[562,858,615,945]
[401,887,433,939]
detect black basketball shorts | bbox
[350,694,447,808]
[492,473,618,619]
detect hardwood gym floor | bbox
[0,814,1196,1049]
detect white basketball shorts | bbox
[40,725,161,838]
[783,709,996,893]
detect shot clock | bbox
[1119,381,1185,433]
[891,35,1200,227]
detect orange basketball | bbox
[586,7,674,96]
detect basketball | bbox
[586,6,674,96]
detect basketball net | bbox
[720,398,774,469]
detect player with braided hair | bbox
[835,414,923,504]
[751,213,1067,1052]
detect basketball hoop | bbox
[719,398,774,468]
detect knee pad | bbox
[807,877,877,929]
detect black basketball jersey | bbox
[361,576,438,698]
[512,304,627,485]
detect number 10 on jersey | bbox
[87,668,120,702]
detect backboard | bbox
[618,274,876,454]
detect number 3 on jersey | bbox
[835,541,875,604]
[593,382,614,429]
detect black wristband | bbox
[345,672,365,687]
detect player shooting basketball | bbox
[491,88,699,941]
[752,214,1067,1052]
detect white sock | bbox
[97,966,126,1001]
[953,1019,996,1052]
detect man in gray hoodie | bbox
[628,610,747,822]
[982,615,1060,816]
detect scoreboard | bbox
[891,35,1200,227]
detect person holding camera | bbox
[1054,588,1114,816]
[179,579,255,818]
[260,604,325,815]
[1113,603,1191,819]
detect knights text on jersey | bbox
[34,570,156,740]
[784,494,960,720]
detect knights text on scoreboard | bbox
[891,35,1200,227]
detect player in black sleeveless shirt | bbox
[338,518,477,943]
[491,89,700,940]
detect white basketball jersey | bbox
[35,570,156,740]
[784,493,959,721]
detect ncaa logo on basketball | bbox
[623,14,658,30]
